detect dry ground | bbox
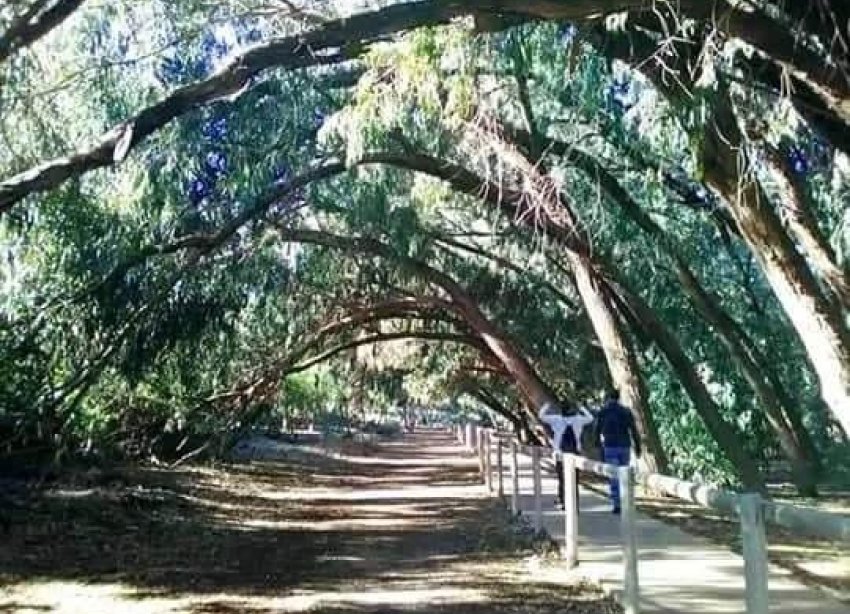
[0,430,619,613]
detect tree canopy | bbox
[1,0,848,492]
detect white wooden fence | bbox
[452,423,850,614]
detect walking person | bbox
[539,402,594,510]
[594,389,642,514]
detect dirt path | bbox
[0,430,618,613]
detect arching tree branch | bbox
[0,0,87,65]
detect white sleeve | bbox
[538,402,558,422]
[572,406,591,426]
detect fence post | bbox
[476,427,484,479]
[619,465,640,614]
[740,493,769,614]
[466,423,473,450]
[485,431,493,492]
[532,446,543,532]
[564,454,578,568]
[496,436,504,498]
[510,440,520,515]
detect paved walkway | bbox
[461,432,849,614]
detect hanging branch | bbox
[3,0,845,212]
[0,0,87,65]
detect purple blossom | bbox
[188,177,211,205]
[204,151,228,178]
[787,145,810,176]
[202,117,228,141]
[607,77,635,112]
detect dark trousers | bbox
[555,458,579,508]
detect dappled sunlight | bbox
[273,586,490,611]
[259,483,487,502]
[332,453,476,467]
[0,582,488,614]
[633,488,850,599]
[0,580,192,614]
[239,515,422,531]
[1,431,618,613]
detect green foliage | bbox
[0,1,846,490]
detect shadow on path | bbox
[0,429,618,614]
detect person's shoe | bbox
[612,507,621,515]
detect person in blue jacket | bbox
[594,389,642,514]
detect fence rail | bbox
[451,423,850,614]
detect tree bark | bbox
[0,0,87,65]
[486,124,669,472]
[764,146,850,311]
[560,142,820,493]
[610,281,767,491]
[702,90,850,439]
[569,253,667,473]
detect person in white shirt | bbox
[539,402,595,509]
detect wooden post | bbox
[477,427,484,478]
[619,465,640,614]
[564,454,578,568]
[485,431,493,492]
[466,423,473,450]
[740,493,769,614]
[532,446,543,532]
[510,440,520,515]
[496,437,504,498]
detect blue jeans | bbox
[603,446,631,509]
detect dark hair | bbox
[606,388,620,401]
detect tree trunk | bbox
[702,92,850,439]
[595,23,850,440]
[764,146,850,311]
[674,262,820,494]
[466,125,668,472]
[611,281,768,492]
[561,143,819,493]
[570,252,668,473]
[0,0,88,65]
